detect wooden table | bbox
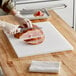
[0,10,76,76]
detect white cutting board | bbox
[4,21,73,57]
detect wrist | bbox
[15,11,24,19]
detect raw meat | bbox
[14,24,45,45]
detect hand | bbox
[0,20,21,34]
[3,24,21,34]
[15,11,32,28]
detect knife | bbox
[18,27,42,33]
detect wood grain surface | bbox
[0,10,76,76]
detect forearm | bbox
[0,20,6,27]
[0,20,16,27]
[9,8,25,19]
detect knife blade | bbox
[19,27,42,33]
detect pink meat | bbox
[20,29,43,40]
[14,25,45,45]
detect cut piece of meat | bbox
[34,11,44,17]
[24,36,45,45]
[14,24,45,45]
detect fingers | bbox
[5,25,21,35]
[15,12,33,28]
[10,28,21,34]
[24,19,33,28]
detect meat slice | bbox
[14,25,45,45]
[34,11,44,17]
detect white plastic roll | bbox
[29,61,61,73]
